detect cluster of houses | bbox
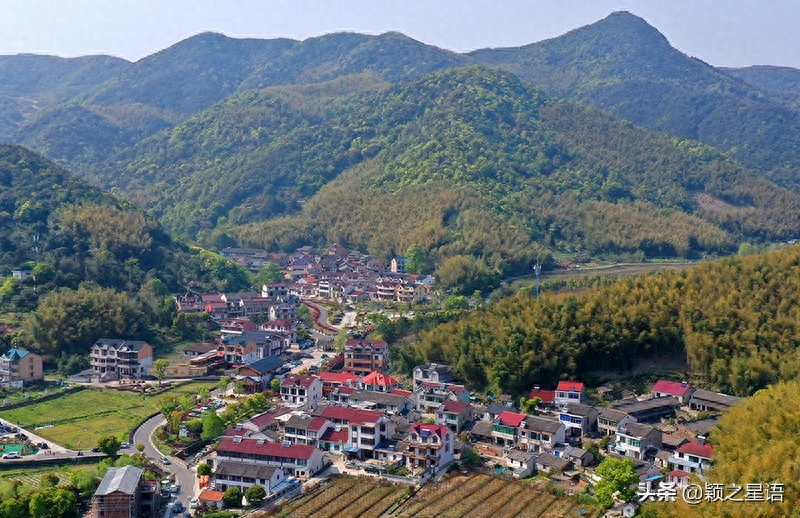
[194,365,740,506]
[217,245,434,305]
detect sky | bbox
[2,0,799,68]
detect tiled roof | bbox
[523,415,563,434]
[529,388,555,403]
[411,422,449,439]
[199,489,225,502]
[214,461,278,480]
[95,466,143,496]
[319,427,349,443]
[438,400,470,414]
[282,374,319,389]
[319,405,384,425]
[669,470,691,478]
[677,441,713,459]
[319,372,359,384]
[496,411,527,427]
[618,422,657,438]
[556,381,585,392]
[345,339,387,349]
[361,371,398,386]
[652,380,692,397]
[217,437,317,460]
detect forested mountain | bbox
[105,66,800,275]
[0,145,250,319]
[469,11,800,190]
[722,64,800,95]
[392,243,800,398]
[10,32,466,178]
[0,54,129,141]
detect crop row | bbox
[461,482,523,518]
[338,485,405,517]
[288,478,357,516]
[309,481,377,517]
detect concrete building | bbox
[90,339,153,380]
[92,466,148,518]
[0,348,43,385]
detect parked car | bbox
[189,497,199,509]
[161,456,171,465]
[1,452,21,459]
[120,441,130,449]
[91,447,100,452]
[173,502,184,513]
[364,464,381,474]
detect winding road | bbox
[133,414,196,514]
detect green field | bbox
[0,382,214,449]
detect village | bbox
[0,244,742,517]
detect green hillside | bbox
[11,32,466,179]
[470,11,800,191]
[0,145,251,318]
[722,65,800,95]
[393,243,800,398]
[0,54,129,141]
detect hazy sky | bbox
[3,1,799,68]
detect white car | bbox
[1,452,21,459]
[120,442,130,449]
[189,497,199,509]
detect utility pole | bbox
[533,263,541,299]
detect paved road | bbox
[134,414,196,513]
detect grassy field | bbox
[263,474,600,518]
[0,382,214,449]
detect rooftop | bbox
[556,381,585,392]
[652,380,692,397]
[95,466,143,496]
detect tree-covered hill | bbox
[10,31,467,179]
[392,243,800,398]
[469,11,800,191]
[0,54,130,141]
[0,145,251,317]
[110,66,800,273]
[722,65,800,96]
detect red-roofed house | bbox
[491,411,528,447]
[651,380,694,404]
[283,414,332,446]
[215,437,324,478]
[434,400,474,433]
[317,406,394,459]
[199,489,226,507]
[318,371,359,396]
[280,375,323,407]
[358,371,400,393]
[403,422,455,474]
[318,426,350,453]
[529,387,556,407]
[555,381,586,407]
[668,438,713,475]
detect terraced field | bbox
[266,473,600,518]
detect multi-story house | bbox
[434,401,473,433]
[92,466,148,518]
[613,423,662,460]
[358,371,400,392]
[402,422,454,474]
[597,407,638,436]
[214,436,324,479]
[412,363,455,391]
[212,462,286,497]
[555,381,587,407]
[518,415,566,453]
[283,414,332,447]
[668,438,713,475]
[315,406,394,459]
[651,380,694,405]
[343,339,388,375]
[90,339,153,380]
[0,348,43,385]
[217,338,259,366]
[491,411,527,447]
[558,403,598,437]
[415,382,471,413]
[280,375,323,407]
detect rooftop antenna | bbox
[533,263,541,299]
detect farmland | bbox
[0,382,215,449]
[264,474,600,518]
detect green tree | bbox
[201,410,225,441]
[153,359,170,385]
[270,378,281,394]
[32,263,56,284]
[218,376,231,393]
[460,447,484,470]
[333,329,348,354]
[405,244,429,275]
[97,435,121,457]
[39,473,59,488]
[197,463,212,477]
[594,457,639,508]
[0,498,25,518]
[254,262,284,287]
[245,484,267,506]
[222,486,243,508]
